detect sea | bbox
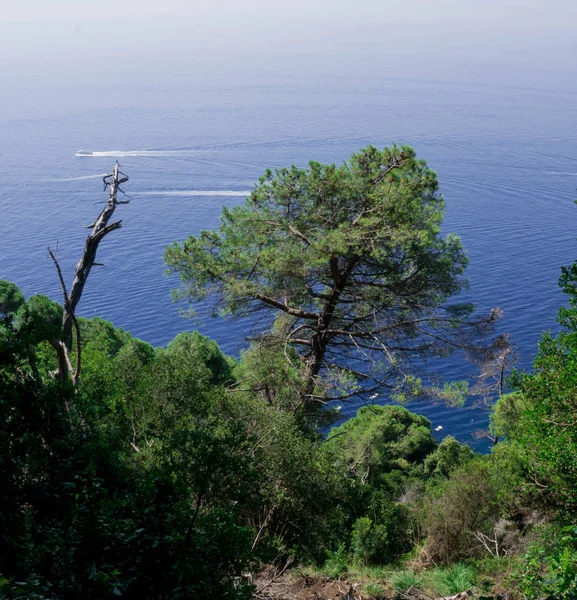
[1,74,576,450]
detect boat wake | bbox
[76,150,199,157]
[133,190,251,197]
[74,137,363,158]
[50,173,109,182]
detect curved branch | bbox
[48,247,82,385]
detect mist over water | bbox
[1,69,576,449]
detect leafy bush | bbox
[489,392,524,442]
[323,544,349,579]
[351,517,388,565]
[351,503,411,565]
[418,459,500,563]
[0,292,256,599]
[508,262,577,517]
[234,331,308,415]
[230,393,349,561]
[423,435,474,479]
[13,294,63,344]
[511,525,577,600]
[166,330,236,385]
[0,280,25,315]
[327,405,437,490]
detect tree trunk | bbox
[52,162,129,380]
[302,256,356,401]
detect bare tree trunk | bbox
[48,247,82,386]
[51,162,129,381]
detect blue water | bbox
[1,76,576,449]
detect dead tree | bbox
[49,162,129,384]
[469,332,518,445]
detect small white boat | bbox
[75,150,93,156]
[434,425,443,432]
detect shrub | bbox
[489,392,524,442]
[352,517,387,565]
[327,405,437,490]
[324,544,349,579]
[509,262,577,517]
[511,524,577,600]
[166,330,236,385]
[423,435,474,479]
[351,504,411,565]
[13,294,63,344]
[0,280,25,315]
[0,299,256,599]
[419,459,500,563]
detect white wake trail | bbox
[133,190,251,197]
[50,173,109,182]
[76,150,200,157]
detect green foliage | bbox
[350,508,409,566]
[13,294,63,344]
[391,570,424,591]
[75,317,141,405]
[235,328,343,430]
[508,260,577,516]
[229,393,349,561]
[511,525,577,600]
[79,316,347,565]
[424,435,474,479]
[363,581,387,598]
[515,338,577,512]
[323,544,350,579]
[468,257,577,597]
[418,459,500,563]
[488,439,530,510]
[327,405,437,490]
[489,392,524,441]
[2,482,254,598]
[0,295,255,598]
[166,145,459,309]
[235,331,308,412]
[432,563,476,595]
[83,321,348,564]
[167,330,236,385]
[325,405,436,566]
[346,486,413,565]
[351,517,386,565]
[166,145,484,405]
[0,280,25,315]
[557,260,577,330]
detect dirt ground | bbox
[252,568,378,599]
[251,568,476,600]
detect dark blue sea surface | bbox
[1,75,576,449]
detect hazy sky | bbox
[1,0,576,90]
